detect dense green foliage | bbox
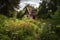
[0,0,20,18]
[0,0,60,40]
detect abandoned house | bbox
[24,5,37,19]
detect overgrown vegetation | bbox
[0,0,60,40]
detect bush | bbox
[0,17,42,40]
[0,15,60,40]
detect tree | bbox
[37,0,57,19]
[0,0,20,18]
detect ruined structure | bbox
[24,5,37,19]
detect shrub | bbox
[0,17,41,40]
[0,15,60,40]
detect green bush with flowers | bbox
[0,15,42,40]
[0,15,60,40]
